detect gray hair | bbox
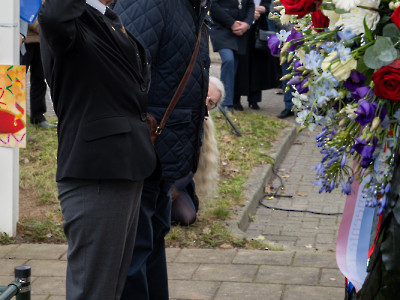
[209,76,225,103]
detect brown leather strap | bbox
[155,30,202,137]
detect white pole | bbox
[0,0,20,237]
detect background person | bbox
[209,0,255,111]
[112,0,211,299]
[233,0,281,110]
[21,1,56,128]
[38,0,157,298]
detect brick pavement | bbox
[1,63,347,299]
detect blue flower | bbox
[337,29,356,44]
[304,50,324,70]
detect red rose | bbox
[311,10,329,32]
[391,7,400,30]
[372,63,400,102]
[280,0,322,18]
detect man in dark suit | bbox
[38,0,157,299]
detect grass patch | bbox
[6,111,286,249]
[165,110,286,249]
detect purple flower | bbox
[352,86,372,101]
[297,79,309,94]
[287,76,302,86]
[286,28,303,52]
[267,34,281,56]
[344,71,367,91]
[355,101,376,125]
[352,137,378,168]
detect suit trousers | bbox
[121,178,173,300]
[20,43,48,124]
[58,178,143,300]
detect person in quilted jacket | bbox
[112,0,211,299]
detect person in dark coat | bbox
[38,0,157,298]
[209,0,255,110]
[112,0,211,299]
[233,0,281,110]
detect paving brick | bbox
[0,245,18,258]
[10,245,67,260]
[293,252,338,268]
[255,265,320,285]
[168,263,199,280]
[193,264,258,282]
[169,280,220,300]
[0,274,14,285]
[0,258,29,276]
[25,260,66,277]
[31,277,65,296]
[283,285,344,300]
[175,249,236,264]
[320,268,346,288]
[233,250,294,266]
[166,248,181,263]
[215,282,283,300]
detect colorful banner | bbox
[0,65,27,148]
[20,0,42,24]
[336,175,375,291]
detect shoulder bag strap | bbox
[155,29,202,137]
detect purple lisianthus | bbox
[343,71,367,91]
[286,27,303,52]
[267,34,281,56]
[352,86,372,102]
[355,101,376,125]
[297,79,309,94]
[352,137,378,168]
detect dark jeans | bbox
[20,43,47,124]
[121,179,173,300]
[58,178,143,300]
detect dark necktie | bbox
[105,7,123,29]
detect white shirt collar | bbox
[86,0,107,14]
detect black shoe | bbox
[34,120,57,128]
[277,109,294,119]
[249,102,260,110]
[233,103,244,111]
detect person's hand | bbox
[232,21,249,36]
[254,10,261,21]
[231,21,241,32]
[255,6,266,14]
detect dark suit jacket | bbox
[209,0,255,55]
[39,0,156,181]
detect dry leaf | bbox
[220,243,233,249]
[222,136,231,143]
[297,192,308,197]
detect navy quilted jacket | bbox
[113,0,210,181]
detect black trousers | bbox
[20,43,47,124]
[58,178,143,300]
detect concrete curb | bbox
[228,122,298,238]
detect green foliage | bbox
[0,232,14,244]
[364,36,398,70]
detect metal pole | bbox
[218,105,242,137]
[0,265,31,300]
[14,266,30,300]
